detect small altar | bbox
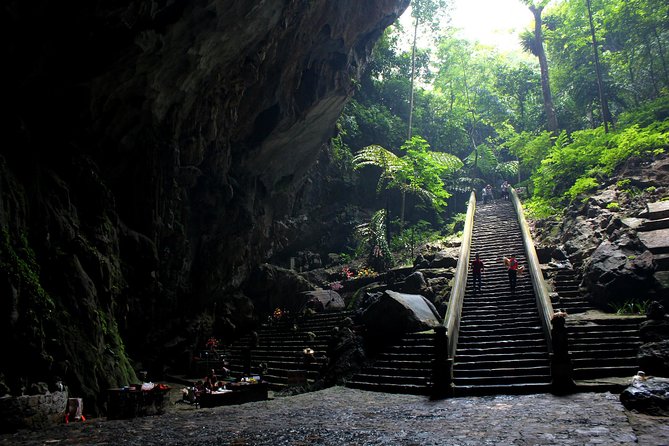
[198,381,269,408]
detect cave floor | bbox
[2,386,668,445]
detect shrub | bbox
[566,177,599,201]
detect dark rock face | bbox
[532,155,669,310]
[582,237,656,307]
[638,340,669,376]
[621,376,669,416]
[1,0,409,416]
[361,290,442,340]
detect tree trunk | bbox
[586,0,612,132]
[408,15,419,140]
[530,5,558,134]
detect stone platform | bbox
[3,386,669,445]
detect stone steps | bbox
[345,332,436,395]
[566,317,643,384]
[453,201,551,394]
[224,310,356,389]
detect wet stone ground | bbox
[2,386,669,445]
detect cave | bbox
[0,0,411,420]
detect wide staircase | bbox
[226,311,355,390]
[453,200,552,395]
[548,267,643,386]
[345,332,436,395]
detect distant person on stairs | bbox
[482,184,494,204]
[504,254,519,294]
[500,180,510,201]
[471,253,485,292]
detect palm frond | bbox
[353,145,403,172]
[519,29,540,57]
[495,161,519,179]
[425,151,464,174]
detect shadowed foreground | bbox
[2,386,668,445]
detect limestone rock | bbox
[621,376,669,416]
[301,290,345,312]
[429,249,459,268]
[638,228,669,254]
[245,264,316,314]
[582,238,656,307]
[2,0,409,415]
[638,340,669,376]
[361,290,442,338]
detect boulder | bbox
[640,319,669,343]
[300,290,345,312]
[430,249,458,268]
[639,201,669,220]
[582,238,656,307]
[361,290,442,337]
[638,228,669,254]
[654,271,669,305]
[535,246,553,264]
[587,189,618,210]
[620,376,669,416]
[245,264,316,314]
[561,216,601,266]
[638,340,669,376]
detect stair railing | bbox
[510,187,554,350]
[432,190,475,399]
[510,187,574,391]
[445,190,476,356]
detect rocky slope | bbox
[531,154,669,309]
[0,0,409,417]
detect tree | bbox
[353,136,463,225]
[408,0,450,139]
[520,0,559,133]
[584,0,612,132]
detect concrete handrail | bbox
[510,187,554,352]
[444,191,477,358]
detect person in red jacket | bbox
[504,254,519,294]
[471,253,485,292]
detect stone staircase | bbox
[453,200,552,395]
[549,269,594,315]
[567,316,643,384]
[345,332,435,395]
[635,200,669,291]
[544,230,645,389]
[226,311,355,389]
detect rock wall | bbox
[1,0,409,416]
[532,154,669,308]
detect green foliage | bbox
[0,228,54,313]
[566,177,599,201]
[390,220,442,265]
[600,123,668,174]
[353,136,463,213]
[609,299,653,315]
[524,197,561,219]
[398,136,461,211]
[606,202,620,211]
[444,212,466,235]
[616,178,631,189]
[355,209,393,271]
[526,102,668,204]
